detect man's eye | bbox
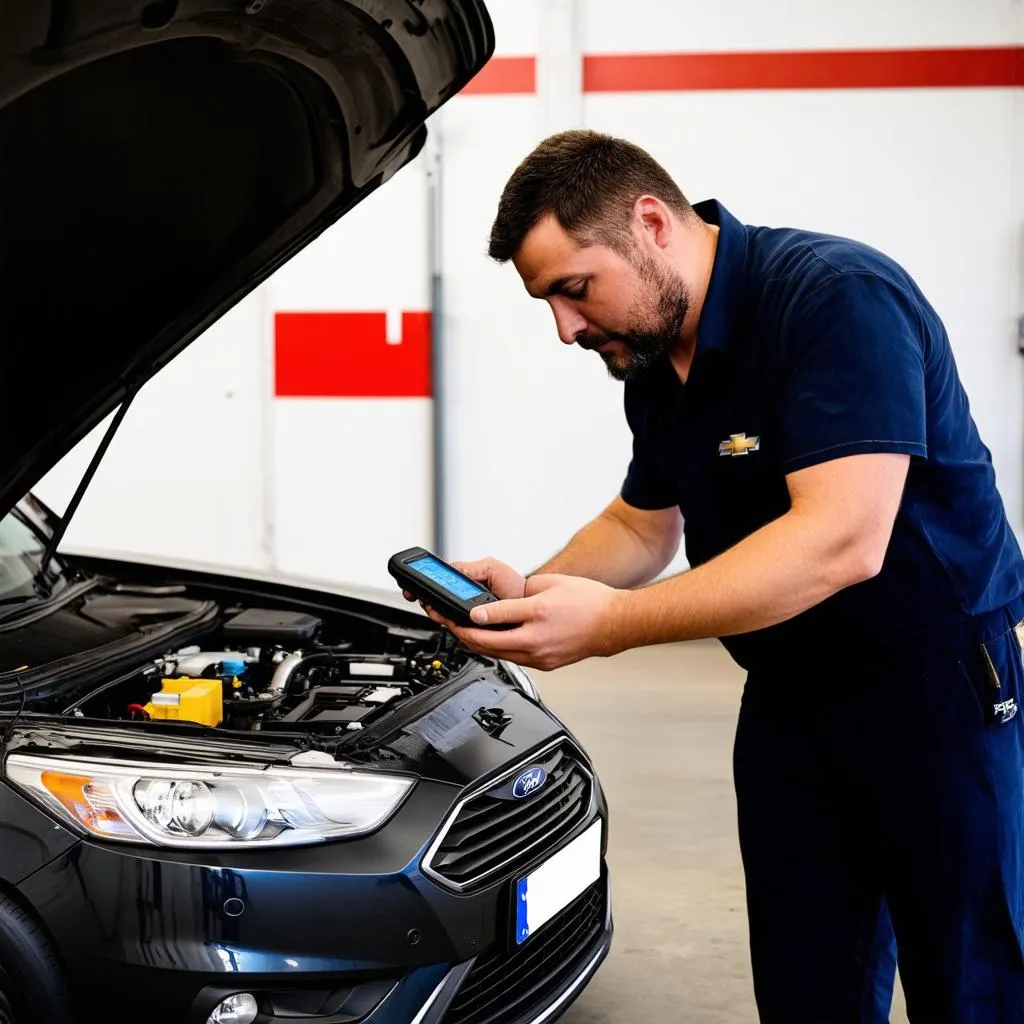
[564,283,588,300]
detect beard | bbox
[575,255,690,382]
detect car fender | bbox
[0,779,79,886]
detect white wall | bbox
[34,0,1024,591]
[266,158,433,586]
[580,0,1020,50]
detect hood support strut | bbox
[39,389,138,583]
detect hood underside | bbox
[0,0,493,518]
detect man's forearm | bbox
[608,507,879,651]
[534,508,674,589]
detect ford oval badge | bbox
[512,767,547,799]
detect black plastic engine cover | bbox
[262,686,374,734]
[222,608,322,644]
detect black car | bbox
[0,3,612,1023]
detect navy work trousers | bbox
[734,605,1024,1023]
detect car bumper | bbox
[14,775,611,1024]
[179,872,612,1024]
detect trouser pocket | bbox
[953,618,1024,973]
[959,619,1024,727]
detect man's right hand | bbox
[400,556,527,605]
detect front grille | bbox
[442,879,606,1024]
[425,743,593,890]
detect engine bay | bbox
[66,603,470,737]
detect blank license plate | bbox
[515,820,602,945]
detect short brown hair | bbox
[488,130,693,263]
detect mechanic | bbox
[411,130,1024,1022]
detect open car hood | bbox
[0,0,493,519]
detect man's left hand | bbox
[421,574,626,671]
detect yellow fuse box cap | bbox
[143,678,223,727]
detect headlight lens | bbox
[5,754,414,848]
[502,660,540,700]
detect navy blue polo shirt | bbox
[621,199,1024,671]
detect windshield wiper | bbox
[37,392,137,594]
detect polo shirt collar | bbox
[692,199,748,354]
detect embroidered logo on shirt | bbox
[719,433,760,457]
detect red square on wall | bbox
[274,311,431,398]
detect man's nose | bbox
[549,299,588,346]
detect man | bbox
[409,130,1024,1021]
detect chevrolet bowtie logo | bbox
[719,433,760,457]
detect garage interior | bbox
[5,0,1020,1021]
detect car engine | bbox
[68,604,468,736]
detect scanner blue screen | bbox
[408,556,484,601]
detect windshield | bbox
[0,509,49,602]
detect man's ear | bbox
[633,195,673,251]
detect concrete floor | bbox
[535,640,910,1024]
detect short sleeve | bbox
[621,444,678,510]
[779,272,928,474]
[620,383,678,510]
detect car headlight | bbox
[4,754,414,848]
[502,660,540,700]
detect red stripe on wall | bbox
[274,312,431,398]
[460,56,537,94]
[583,46,1024,93]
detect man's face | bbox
[512,213,690,381]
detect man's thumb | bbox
[470,597,532,626]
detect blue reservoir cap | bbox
[221,659,246,677]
